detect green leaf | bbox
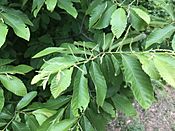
[13,64,33,74]
[50,68,73,98]
[131,8,150,24]
[0,65,33,75]
[81,116,95,131]
[86,108,108,131]
[26,96,71,111]
[0,22,8,48]
[136,54,160,80]
[102,101,115,117]
[122,54,154,109]
[153,54,175,87]
[102,33,114,51]
[60,43,92,55]
[48,118,78,131]
[4,8,33,26]
[0,59,14,66]
[110,8,127,39]
[153,0,175,21]
[111,55,120,76]
[130,8,148,31]
[111,94,137,116]
[0,75,27,96]
[32,0,45,17]
[86,0,102,15]
[32,47,66,58]
[0,88,4,112]
[89,2,107,28]
[12,121,30,131]
[0,119,7,128]
[25,114,39,131]
[71,65,90,117]
[45,0,57,12]
[16,91,37,110]
[57,0,78,18]
[94,4,116,29]
[0,12,30,41]
[89,61,107,107]
[145,24,175,49]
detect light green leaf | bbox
[89,61,107,107]
[136,54,160,80]
[0,88,4,112]
[31,72,49,85]
[0,75,27,96]
[0,22,8,48]
[153,54,175,87]
[145,24,175,49]
[112,94,137,116]
[48,118,77,131]
[32,47,66,58]
[131,8,150,24]
[0,12,30,41]
[110,8,127,39]
[16,91,37,110]
[89,2,107,28]
[122,54,154,109]
[94,4,116,29]
[172,34,175,51]
[45,0,57,12]
[71,65,90,117]
[57,0,78,18]
[32,0,45,17]
[41,56,83,74]
[38,108,65,131]
[50,68,73,98]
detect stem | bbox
[2,112,17,131]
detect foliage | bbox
[0,0,175,130]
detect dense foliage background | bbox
[0,0,175,130]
